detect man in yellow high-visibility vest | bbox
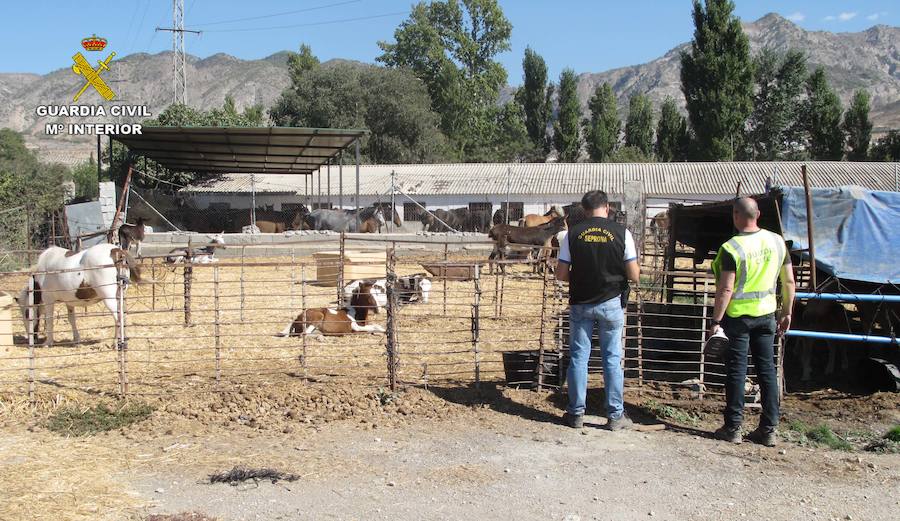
[709,197,795,447]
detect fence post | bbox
[239,245,246,321]
[472,264,481,390]
[338,232,346,306]
[26,276,35,403]
[776,336,785,402]
[116,268,128,396]
[214,265,221,383]
[150,256,156,311]
[442,242,448,316]
[183,256,193,327]
[290,248,296,311]
[636,292,644,396]
[385,249,399,391]
[537,263,549,391]
[300,264,308,380]
[699,278,709,400]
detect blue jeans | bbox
[567,296,625,419]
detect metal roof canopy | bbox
[111,126,368,175]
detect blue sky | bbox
[4,1,897,83]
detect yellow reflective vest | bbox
[712,229,787,318]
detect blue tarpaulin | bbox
[781,185,900,284]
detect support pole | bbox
[327,160,332,209]
[390,169,396,233]
[117,269,128,396]
[699,278,709,400]
[301,264,308,379]
[801,165,817,290]
[355,139,361,231]
[250,174,257,229]
[96,134,102,183]
[338,232,346,306]
[317,168,322,210]
[537,263,549,390]
[183,251,193,327]
[472,264,482,391]
[385,249,399,391]
[151,257,157,310]
[442,243,449,316]
[239,245,246,321]
[505,167,511,224]
[109,165,133,243]
[339,151,344,209]
[27,276,35,403]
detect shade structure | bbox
[111,126,367,175]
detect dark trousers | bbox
[722,313,780,431]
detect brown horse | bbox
[117,216,146,256]
[489,217,567,272]
[519,206,563,228]
[277,281,385,336]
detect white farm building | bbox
[181,162,900,227]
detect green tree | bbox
[71,157,99,201]
[0,129,70,250]
[870,131,900,161]
[608,145,653,163]
[655,97,689,162]
[583,82,620,162]
[515,47,552,156]
[288,43,320,84]
[553,69,583,162]
[744,48,807,160]
[802,67,844,160]
[377,0,512,157]
[270,63,451,164]
[680,0,754,160]
[843,89,873,161]
[625,94,654,157]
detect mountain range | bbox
[1,13,898,165]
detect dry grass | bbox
[0,252,553,406]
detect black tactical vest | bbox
[567,216,628,305]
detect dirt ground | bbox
[1,381,898,521]
[2,250,898,520]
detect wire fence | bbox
[0,235,774,406]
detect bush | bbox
[47,402,154,436]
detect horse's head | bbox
[351,281,381,323]
[374,207,386,227]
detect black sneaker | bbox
[714,425,742,444]
[608,414,634,431]
[747,427,777,447]
[562,412,584,429]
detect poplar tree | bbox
[624,94,654,157]
[655,97,689,162]
[680,0,754,160]
[843,89,873,161]
[583,83,620,162]
[553,69,583,162]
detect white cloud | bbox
[823,12,857,22]
[867,12,887,21]
[785,12,805,22]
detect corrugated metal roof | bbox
[181,162,900,196]
[113,126,367,175]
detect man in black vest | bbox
[556,191,640,430]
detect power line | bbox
[195,11,408,33]
[188,0,361,28]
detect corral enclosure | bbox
[0,231,758,406]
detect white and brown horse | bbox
[14,243,142,346]
[278,281,385,337]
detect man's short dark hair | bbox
[581,190,609,211]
